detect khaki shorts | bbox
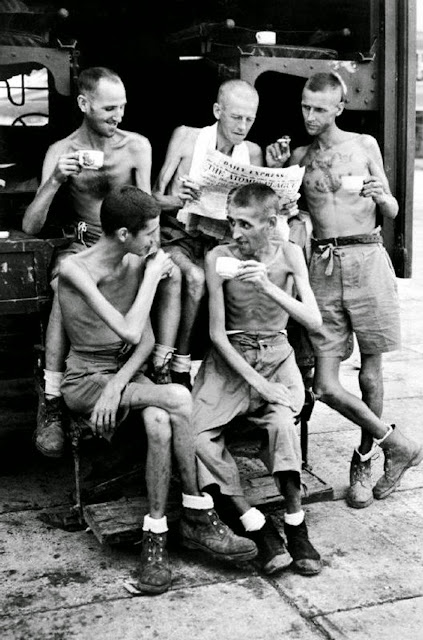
[61,348,151,417]
[308,243,401,356]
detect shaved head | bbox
[217,79,259,108]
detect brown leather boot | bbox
[346,449,373,509]
[136,531,171,595]
[180,508,257,562]
[373,426,423,500]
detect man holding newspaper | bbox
[153,79,302,387]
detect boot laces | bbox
[144,532,166,563]
[149,352,173,384]
[39,397,63,431]
[208,510,227,536]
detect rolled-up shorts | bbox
[193,332,304,496]
[308,242,401,356]
[61,347,151,427]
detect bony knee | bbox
[144,407,172,444]
[167,383,192,412]
[312,381,337,405]
[186,266,206,300]
[358,369,381,394]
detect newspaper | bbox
[178,150,305,221]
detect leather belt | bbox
[311,233,383,248]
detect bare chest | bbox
[70,150,136,200]
[303,144,369,196]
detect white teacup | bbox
[78,150,104,170]
[255,31,276,45]
[341,175,365,193]
[216,256,241,279]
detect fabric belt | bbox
[311,232,383,275]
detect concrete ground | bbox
[1,171,423,640]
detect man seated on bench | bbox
[57,185,257,595]
[193,183,323,576]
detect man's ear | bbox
[116,227,129,243]
[213,102,221,120]
[336,101,345,117]
[77,94,89,113]
[267,214,277,231]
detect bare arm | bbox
[153,126,188,211]
[90,320,155,433]
[247,141,264,167]
[132,134,153,194]
[22,143,80,235]
[59,250,173,344]
[361,135,398,219]
[235,244,322,332]
[206,252,294,407]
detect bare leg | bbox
[165,250,205,356]
[45,283,69,380]
[35,281,68,457]
[313,355,390,439]
[127,382,258,566]
[358,353,383,453]
[177,262,206,355]
[142,407,173,518]
[277,471,302,514]
[151,267,182,350]
[127,383,198,495]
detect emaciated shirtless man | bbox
[58,185,257,595]
[193,183,323,576]
[152,79,265,389]
[22,67,180,457]
[269,72,423,508]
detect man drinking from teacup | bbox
[192,182,324,577]
[22,67,180,458]
[267,72,422,510]
[152,79,294,390]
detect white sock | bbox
[171,354,191,373]
[151,344,175,368]
[240,507,266,532]
[182,492,214,510]
[44,370,64,398]
[284,510,305,527]
[143,514,168,534]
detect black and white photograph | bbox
[0,1,422,638]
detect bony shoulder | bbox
[173,124,200,142]
[360,133,378,148]
[57,253,78,280]
[290,145,309,166]
[284,240,304,267]
[122,130,152,151]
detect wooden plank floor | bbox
[83,455,333,546]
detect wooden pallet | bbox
[83,457,333,546]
